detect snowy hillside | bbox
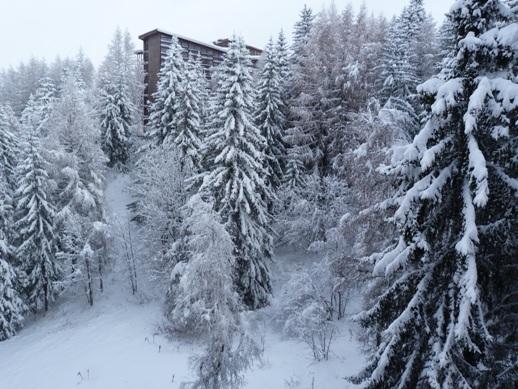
[0,173,364,389]
[1,1,516,388]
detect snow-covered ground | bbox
[0,173,364,389]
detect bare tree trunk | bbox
[98,256,104,293]
[85,254,93,306]
[122,223,138,295]
[42,260,49,312]
[128,226,138,294]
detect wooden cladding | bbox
[139,29,262,121]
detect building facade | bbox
[138,29,262,118]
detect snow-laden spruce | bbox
[0,238,25,341]
[377,0,438,136]
[121,30,144,127]
[14,133,61,313]
[291,5,315,63]
[284,6,324,183]
[98,28,134,167]
[198,36,273,310]
[148,36,186,146]
[99,85,131,167]
[255,39,286,194]
[21,78,56,138]
[0,105,19,193]
[278,5,390,250]
[172,56,203,171]
[0,107,18,249]
[378,15,419,116]
[275,30,290,96]
[0,154,25,341]
[352,1,518,387]
[284,5,391,186]
[191,55,210,138]
[399,0,438,84]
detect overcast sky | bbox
[0,0,453,69]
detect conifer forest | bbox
[0,1,517,388]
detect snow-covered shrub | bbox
[129,144,190,275]
[275,261,338,361]
[166,195,238,334]
[186,325,262,389]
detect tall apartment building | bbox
[138,29,262,117]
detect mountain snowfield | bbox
[0,173,364,389]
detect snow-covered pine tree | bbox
[172,56,203,171]
[122,30,143,127]
[98,28,133,167]
[148,36,186,146]
[510,0,518,17]
[275,30,291,165]
[191,55,210,140]
[275,30,290,90]
[377,15,419,139]
[199,36,273,309]
[378,0,438,137]
[283,5,316,190]
[0,105,19,192]
[283,5,323,190]
[0,106,21,294]
[291,5,315,63]
[378,16,419,110]
[99,84,131,167]
[277,5,389,252]
[400,0,438,84]
[437,17,457,74]
[280,7,349,247]
[47,70,107,305]
[0,136,25,339]
[285,4,376,184]
[74,49,95,89]
[327,5,381,168]
[328,4,355,149]
[307,4,349,175]
[352,1,518,387]
[0,58,50,116]
[283,143,307,190]
[0,224,25,341]
[478,3,518,385]
[21,77,56,138]
[14,133,61,312]
[255,39,286,194]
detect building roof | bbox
[138,29,262,56]
[213,38,262,54]
[139,29,227,53]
